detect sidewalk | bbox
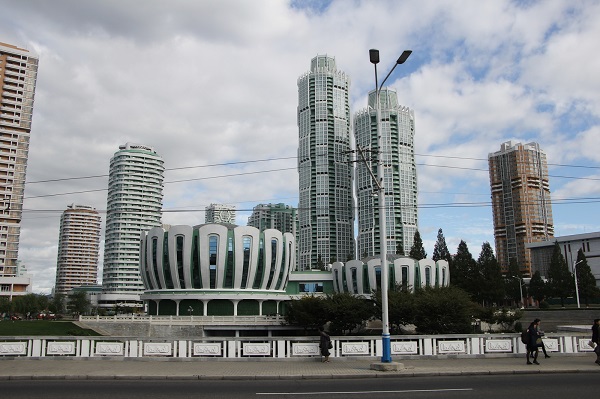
[0,354,598,380]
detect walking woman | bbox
[319,327,331,363]
[526,319,541,365]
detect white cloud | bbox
[1,0,598,292]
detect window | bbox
[176,236,185,288]
[209,235,218,289]
[299,282,323,293]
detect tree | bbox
[371,286,415,334]
[528,270,546,305]
[432,228,452,263]
[504,257,523,306]
[409,230,427,260]
[412,286,475,334]
[12,293,41,316]
[450,240,477,295]
[546,241,574,307]
[50,293,66,314]
[574,249,600,307]
[324,293,372,335]
[395,241,404,256]
[316,255,325,271]
[477,242,504,306]
[284,295,329,331]
[0,296,12,315]
[67,291,91,316]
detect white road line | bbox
[256,388,474,395]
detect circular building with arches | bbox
[331,256,450,295]
[139,224,296,316]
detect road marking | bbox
[257,388,473,395]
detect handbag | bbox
[588,340,597,348]
[328,341,333,349]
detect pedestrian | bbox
[526,318,541,365]
[319,326,331,363]
[592,318,600,365]
[537,320,550,358]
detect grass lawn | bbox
[0,320,101,336]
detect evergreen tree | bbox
[395,241,405,256]
[504,257,523,306]
[574,249,600,307]
[316,255,325,271]
[477,242,504,306]
[432,228,452,263]
[450,240,477,295]
[409,230,427,260]
[546,241,574,307]
[528,270,546,305]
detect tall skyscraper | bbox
[205,203,236,224]
[489,141,554,276]
[0,42,38,299]
[100,143,164,310]
[354,88,418,258]
[54,204,102,296]
[297,55,355,270]
[247,203,297,234]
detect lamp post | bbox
[573,259,583,309]
[369,48,412,363]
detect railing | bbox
[80,315,286,325]
[0,333,594,359]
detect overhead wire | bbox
[20,152,600,212]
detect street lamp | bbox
[573,259,584,309]
[369,48,412,363]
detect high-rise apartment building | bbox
[100,143,164,310]
[297,55,355,270]
[489,141,554,276]
[54,204,102,296]
[354,88,418,258]
[0,42,38,299]
[247,203,297,234]
[205,203,236,224]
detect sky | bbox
[1,0,599,294]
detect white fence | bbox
[0,333,595,359]
[79,315,285,325]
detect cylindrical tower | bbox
[55,204,101,296]
[100,143,164,310]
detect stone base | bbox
[370,361,404,371]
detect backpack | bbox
[521,329,529,344]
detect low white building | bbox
[527,232,600,285]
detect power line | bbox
[21,195,600,215]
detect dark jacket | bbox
[592,323,599,344]
[527,323,540,350]
[319,330,331,356]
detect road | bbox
[2,373,598,398]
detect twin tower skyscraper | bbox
[78,54,417,309]
[297,55,418,271]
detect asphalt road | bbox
[2,373,599,399]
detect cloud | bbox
[1,0,599,293]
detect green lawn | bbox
[0,320,101,336]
